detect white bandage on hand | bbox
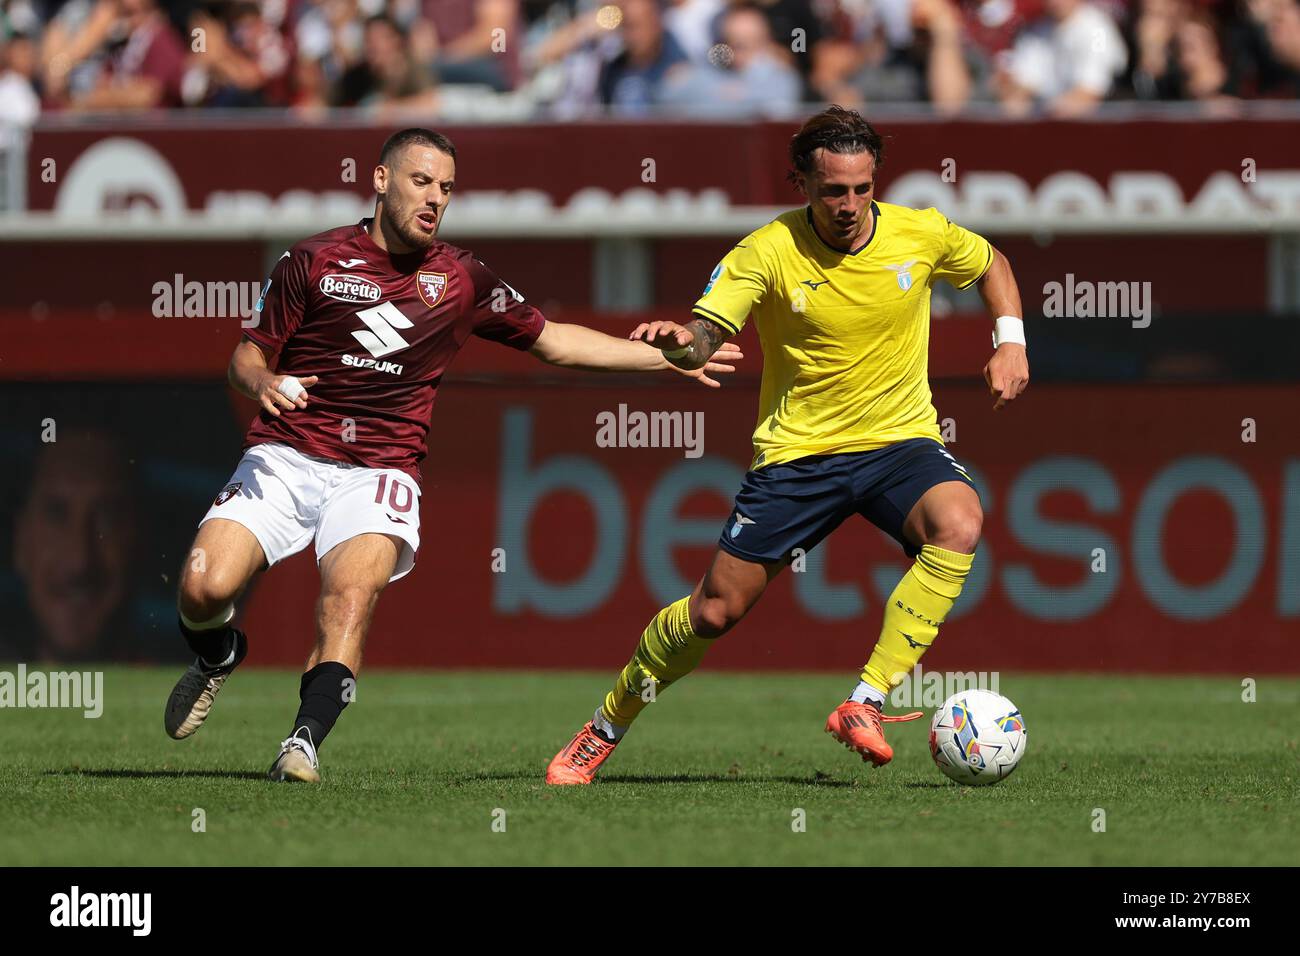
[992,315,1027,349]
[277,376,305,402]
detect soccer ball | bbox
[929,689,1027,786]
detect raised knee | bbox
[933,507,983,554]
[178,566,240,622]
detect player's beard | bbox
[382,202,437,252]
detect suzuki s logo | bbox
[351,301,413,359]
[321,274,382,303]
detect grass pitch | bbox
[2,668,1297,866]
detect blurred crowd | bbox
[0,0,1298,125]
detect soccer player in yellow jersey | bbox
[547,106,1031,784]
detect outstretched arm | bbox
[978,248,1030,411]
[529,320,743,388]
[627,316,732,371]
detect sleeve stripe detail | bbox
[956,242,995,290]
[691,306,741,335]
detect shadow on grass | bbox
[45,768,267,781]
[463,771,856,787]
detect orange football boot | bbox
[825,700,923,767]
[546,721,619,785]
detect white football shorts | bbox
[201,442,420,582]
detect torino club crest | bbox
[416,271,448,308]
[213,482,242,506]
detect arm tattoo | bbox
[668,317,730,370]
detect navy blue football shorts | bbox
[718,438,977,563]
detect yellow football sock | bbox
[861,544,975,694]
[602,596,713,727]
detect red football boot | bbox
[825,700,923,767]
[546,721,619,785]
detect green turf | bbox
[1,667,1297,865]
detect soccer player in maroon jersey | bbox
[163,128,744,782]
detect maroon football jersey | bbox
[242,218,545,481]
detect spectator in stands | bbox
[185,1,296,107]
[912,0,974,112]
[735,0,838,99]
[739,0,827,69]
[960,0,1043,57]
[1,0,42,117]
[1132,0,1183,98]
[664,0,723,63]
[1176,14,1234,99]
[1133,0,1234,101]
[659,1,801,114]
[997,0,1128,115]
[6,0,1298,113]
[811,0,967,110]
[598,0,690,114]
[334,13,439,116]
[1271,0,1300,71]
[524,1,621,116]
[424,0,521,91]
[39,0,117,105]
[293,0,366,114]
[0,28,40,124]
[1224,0,1300,97]
[56,0,187,110]
[952,0,1042,101]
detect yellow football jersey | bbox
[692,201,993,470]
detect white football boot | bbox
[268,729,322,783]
[164,629,247,740]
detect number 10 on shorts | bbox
[374,474,415,513]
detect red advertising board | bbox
[22,117,1300,315]
[25,116,1300,217]
[224,376,1299,674]
[8,117,1298,673]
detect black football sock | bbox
[178,615,236,668]
[291,662,354,750]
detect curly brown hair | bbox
[787,106,885,187]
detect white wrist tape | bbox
[661,346,690,359]
[992,315,1026,349]
[277,376,305,401]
